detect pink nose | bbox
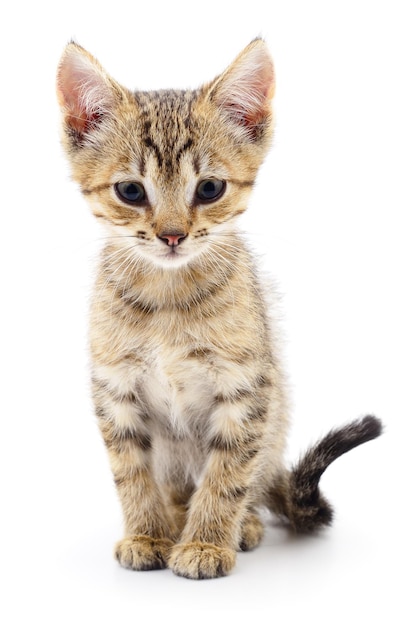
[157,232,188,247]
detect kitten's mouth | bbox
[159,246,186,262]
[162,242,189,257]
[165,248,184,260]
[153,243,198,268]
[167,246,178,254]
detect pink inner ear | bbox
[57,47,112,136]
[213,42,275,138]
[236,69,274,130]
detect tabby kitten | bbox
[56,39,382,579]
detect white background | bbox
[1,1,413,624]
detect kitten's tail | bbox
[268,415,383,533]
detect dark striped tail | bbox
[272,415,383,533]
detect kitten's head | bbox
[57,39,275,269]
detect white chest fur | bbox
[93,345,216,438]
[142,347,215,436]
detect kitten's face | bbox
[57,41,275,269]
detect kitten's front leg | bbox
[93,376,175,570]
[169,400,266,579]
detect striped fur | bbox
[57,39,382,579]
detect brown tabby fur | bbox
[56,39,382,579]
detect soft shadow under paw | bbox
[115,535,174,571]
[169,542,236,579]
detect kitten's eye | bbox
[115,181,146,205]
[196,179,226,203]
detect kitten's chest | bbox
[92,269,264,434]
[142,343,215,432]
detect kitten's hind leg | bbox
[168,482,195,536]
[239,510,265,552]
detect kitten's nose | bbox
[157,232,188,247]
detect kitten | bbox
[56,39,382,579]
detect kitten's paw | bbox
[239,513,264,551]
[169,542,236,579]
[115,535,174,571]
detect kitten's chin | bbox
[140,249,198,270]
[155,256,193,270]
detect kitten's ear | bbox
[207,38,275,141]
[56,42,121,142]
